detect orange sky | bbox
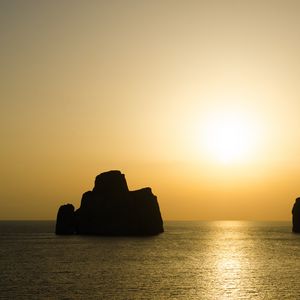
[1,0,300,220]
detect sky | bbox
[1,0,300,220]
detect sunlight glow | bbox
[202,110,261,164]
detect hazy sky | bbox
[1,0,300,220]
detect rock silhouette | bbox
[55,170,164,235]
[55,204,75,234]
[292,197,300,233]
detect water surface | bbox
[0,221,299,299]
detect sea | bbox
[0,221,299,299]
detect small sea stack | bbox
[55,170,164,236]
[292,197,300,233]
[55,204,76,234]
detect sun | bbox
[202,110,260,164]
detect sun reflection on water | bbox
[206,221,256,299]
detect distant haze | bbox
[1,0,300,220]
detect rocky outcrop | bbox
[292,197,300,233]
[55,204,76,234]
[55,170,164,235]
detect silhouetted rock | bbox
[55,204,75,234]
[292,197,300,233]
[55,170,164,236]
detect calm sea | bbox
[0,221,299,299]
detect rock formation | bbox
[55,204,75,234]
[55,170,164,235]
[292,197,300,233]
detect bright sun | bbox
[202,110,260,164]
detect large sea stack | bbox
[55,170,164,235]
[292,197,300,233]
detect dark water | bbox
[0,221,299,299]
